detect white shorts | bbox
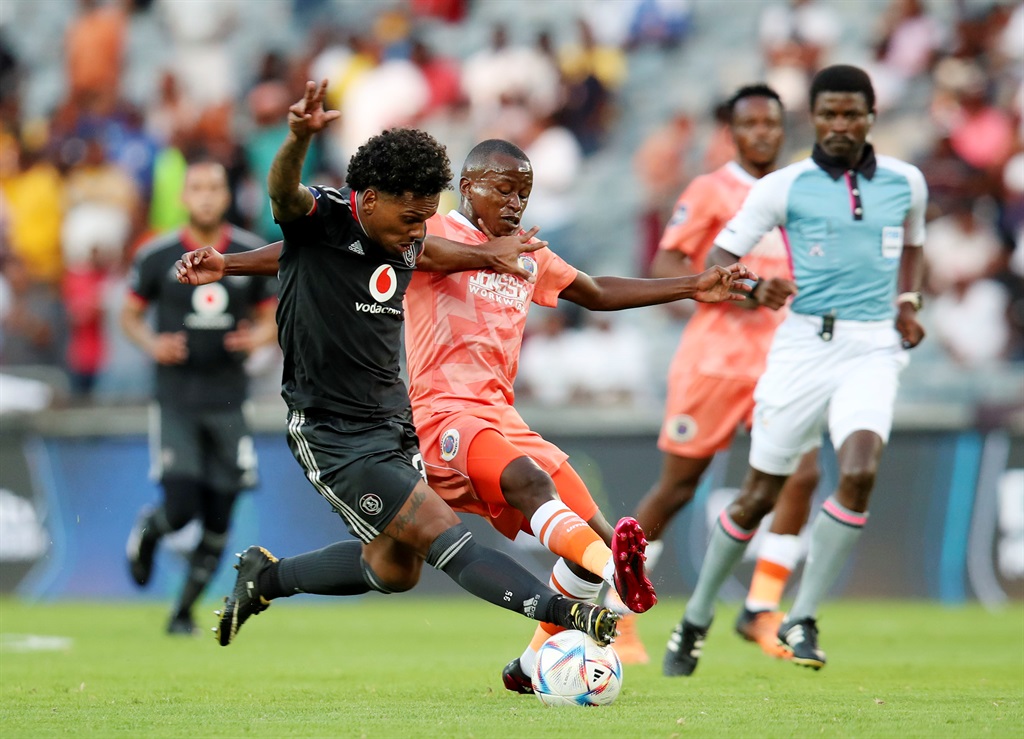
[749,312,910,476]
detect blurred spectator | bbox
[518,308,581,406]
[340,56,429,159]
[512,111,584,270]
[0,250,65,368]
[462,23,561,133]
[931,277,1013,368]
[61,244,115,397]
[868,0,945,111]
[758,0,841,111]
[145,70,198,146]
[65,0,128,111]
[61,128,141,273]
[624,0,693,51]
[0,132,64,286]
[932,58,1015,173]
[156,0,240,108]
[924,199,1005,296]
[411,0,468,24]
[558,18,626,153]
[409,37,463,117]
[573,313,648,405]
[633,111,694,275]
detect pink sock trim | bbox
[718,510,756,542]
[823,498,868,527]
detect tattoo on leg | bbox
[389,489,426,536]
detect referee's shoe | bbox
[215,546,278,646]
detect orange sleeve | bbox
[658,175,723,264]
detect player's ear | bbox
[867,112,876,124]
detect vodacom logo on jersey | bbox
[355,264,403,316]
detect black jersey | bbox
[127,226,278,408]
[275,186,424,420]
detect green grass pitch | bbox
[1,597,1021,738]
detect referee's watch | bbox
[896,291,923,311]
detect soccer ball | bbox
[532,630,623,707]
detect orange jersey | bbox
[405,211,578,416]
[661,161,791,379]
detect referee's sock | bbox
[683,510,756,628]
[787,497,867,621]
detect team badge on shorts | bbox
[665,414,698,443]
[359,493,383,516]
[440,429,460,461]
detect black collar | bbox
[812,143,877,181]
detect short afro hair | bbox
[726,84,783,119]
[809,65,876,112]
[462,139,530,175]
[346,128,453,197]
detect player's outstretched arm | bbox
[706,245,796,310]
[418,225,546,281]
[176,242,283,285]
[268,80,338,223]
[558,262,755,311]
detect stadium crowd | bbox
[0,0,1020,416]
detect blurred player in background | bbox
[664,65,927,675]
[123,160,278,635]
[178,80,626,655]
[404,138,756,693]
[611,84,820,666]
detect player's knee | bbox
[657,475,698,507]
[838,466,876,502]
[500,459,557,514]
[360,556,418,594]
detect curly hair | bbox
[346,128,453,197]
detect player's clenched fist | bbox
[692,263,757,303]
[176,246,224,286]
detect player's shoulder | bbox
[132,229,182,265]
[875,154,925,183]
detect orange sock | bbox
[746,559,791,612]
[532,500,610,579]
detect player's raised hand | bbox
[753,277,798,310]
[288,80,340,138]
[692,263,757,303]
[478,220,548,282]
[176,246,225,285]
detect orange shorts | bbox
[657,371,758,458]
[416,404,596,539]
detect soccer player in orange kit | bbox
[403,138,756,692]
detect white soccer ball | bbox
[532,630,623,707]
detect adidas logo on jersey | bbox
[348,241,365,255]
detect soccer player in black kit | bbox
[180,80,621,650]
[123,160,278,635]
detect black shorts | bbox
[285,408,427,543]
[150,403,258,492]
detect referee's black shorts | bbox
[285,408,427,543]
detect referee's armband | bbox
[896,291,923,311]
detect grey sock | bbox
[684,513,755,628]
[788,497,867,621]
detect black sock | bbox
[427,524,556,620]
[261,541,372,598]
[175,530,227,616]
